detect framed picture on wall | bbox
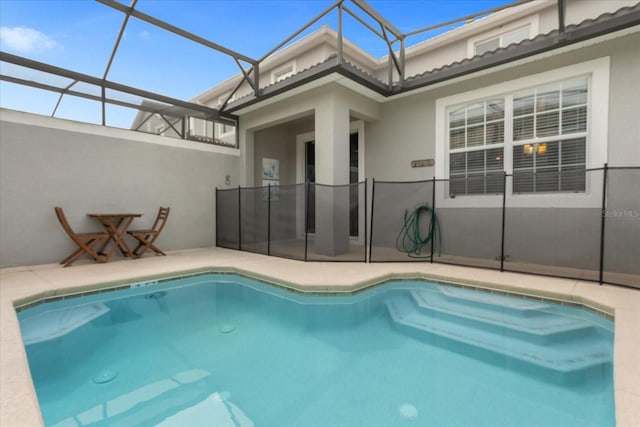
[262,158,280,201]
[262,158,280,180]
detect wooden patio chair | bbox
[54,207,109,267]
[127,207,170,257]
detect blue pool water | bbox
[18,274,614,427]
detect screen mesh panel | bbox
[240,186,269,255]
[503,170,602,280]
[269,184,306,261]
[370,180,434,262]
[603,168,640,288]
[215,169,638,288]
[216,188,239,250]
[306,182,366,262]
[434,178,503,270]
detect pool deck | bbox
[1,247,638,426]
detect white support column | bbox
[314,94,350,256]
[239,126,254,187]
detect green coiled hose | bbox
[396,204,441,258]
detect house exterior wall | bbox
[0,110,239,268]
[374,0,637,83]
[367,31,640,180]
[254,125,298,186]
[365,32,639,270]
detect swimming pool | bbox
[18,273,614,426]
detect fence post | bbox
[369,178,376,262]
[304,181,309,262]
[267,184,271,256]
[238,185,242,251]
[599,164,608,285]
[500,172,507,272]
[364,180,368,263]
[215,187,218,248]
[430,177,436,264]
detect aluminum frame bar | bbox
[351,0,402,39]
[97,0,259,100]
[51,80,78,117]
[103,0,138,80]
[342,5,385,39]
[1,51,234,121]
[2,75,205,120]
[404,0,533,38]
[557,0,567,34]
[96,0,256,65]
[258,0,342,62]
[1,74,198,121]
[157,114,183,138]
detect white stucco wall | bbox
[0,110,240,267]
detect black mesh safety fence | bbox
[369,180,435,262]
[432,177,504,270]
[502,169,603,281]
[215,187,240,250]
[306,182,367,262]
[216,181,366,262]
[240,186,269,255]
[217,167,639,288]
[269,183,306,261]
[602,167,640,288]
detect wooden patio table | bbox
[87,213,142,261]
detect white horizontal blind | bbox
[512,78,588,193]
[448,99,504,195]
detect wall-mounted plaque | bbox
[411,159,434,168]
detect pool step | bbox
[439,286,550,311]
[386,295,611,373]
[411,289,592,337]
[20,303,110,345]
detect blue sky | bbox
[0,0,509,126]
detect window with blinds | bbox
[474,25,530,56]
[448,99,505,195]
[512,78,587,193]
[271,62,295,83]
[446,76,589,196]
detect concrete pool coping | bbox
[1,247,638,426]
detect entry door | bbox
[305,140,316,234]
[305,132,359,237]
[348,132,358,237]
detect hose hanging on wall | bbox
[396,203,441,258]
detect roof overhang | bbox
[226,5,640,115]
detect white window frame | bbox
[435,56,610,208]
[467,15,539,58]
[271,60,296,84]
[447,99,506,196]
